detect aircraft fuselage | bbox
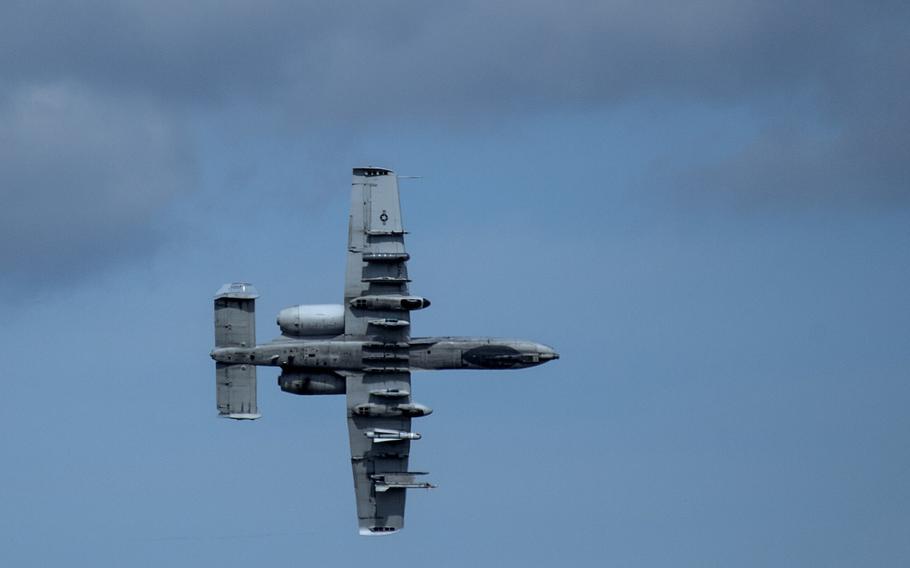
[210,336,559,373]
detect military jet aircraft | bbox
[210,167,559,535]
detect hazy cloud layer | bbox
[1,1,907,283]
[3,2,904,114]
[0,83,193,284]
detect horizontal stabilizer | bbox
[214,282,260,419]
[216,363,260,419]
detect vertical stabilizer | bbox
[214,282,260,419]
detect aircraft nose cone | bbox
[538,345,560,362]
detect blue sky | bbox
[1,2,909,566]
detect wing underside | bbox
[343,167,430,535]
[345,371,426,535]
[344,167,411,335]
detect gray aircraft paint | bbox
[211,167,558,535]
[213,282,260,420]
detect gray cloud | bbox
[0,82,193,286]
[0,1,906,285]
[3,2,901,110]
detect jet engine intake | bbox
[278,371,346,395]
[277,304,345,336]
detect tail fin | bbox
[214,282,261,420]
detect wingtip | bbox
[359,527,400,536]
[219,412,262,420]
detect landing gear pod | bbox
[349,295,431,311]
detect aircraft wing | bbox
[343,168,430,535]
[344,167,411,330]
[345,370,429,535]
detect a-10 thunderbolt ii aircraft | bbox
[210,167,559,535]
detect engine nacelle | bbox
[278,371,346,395]
[277,304,345,336]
